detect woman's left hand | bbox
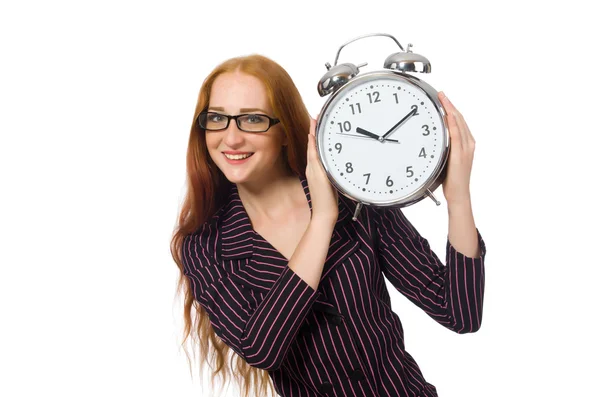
[438,91,476,205]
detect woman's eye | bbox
[210,114,224,122]
[247,115,261,123]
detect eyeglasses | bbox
[197,111,280,133]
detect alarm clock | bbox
[315,33,450,221]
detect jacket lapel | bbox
[217,174,361,310]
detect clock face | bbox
[317,73,447,205]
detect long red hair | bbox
[170,54,311,397]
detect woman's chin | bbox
[222,168,253,184]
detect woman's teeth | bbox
[224,153,253,160]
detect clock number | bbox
[363,173,370,184]
[419,147,427,158]
[337,121,351,132]
[335,142,342,153]
[393,93,399,104]
[422,124,430,136]
[345,162,354,173]
[367,91,381,104]
[386,175,394,187]
[411,105,419,115]
[406,166,414,178]
[349,103,362,114]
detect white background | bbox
[1,0,598,396]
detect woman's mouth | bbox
[223,152,254,164]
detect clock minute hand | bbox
[381,108,417,140]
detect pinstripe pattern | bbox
[182,175,486,397]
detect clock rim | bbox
[315,70,450,208]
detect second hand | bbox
[334,132,399,143]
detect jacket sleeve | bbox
[181,233,320,371]
[372,206,487,334]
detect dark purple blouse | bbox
[182,175,487,397]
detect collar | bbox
[218,174,355,261]
[216,174,361,313]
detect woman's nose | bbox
[223,120,245,144]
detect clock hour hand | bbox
[356,127,399,143]
[355,127,381,140]
[381,108,417,140]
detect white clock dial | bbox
[317,74,446,205]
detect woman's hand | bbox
[438,92,476,205]
[306,115,339,225]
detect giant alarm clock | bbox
[315,33,450,221]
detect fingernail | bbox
[439,91,446,99]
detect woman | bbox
[171,54,486,397]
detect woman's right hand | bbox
[306,115,339,225]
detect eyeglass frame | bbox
[197,111,281,133]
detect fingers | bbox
[444,104,463,151]
[307,119,326,172]
[439,92,472,150]
[309,117,316,137]
[307,124,317,161]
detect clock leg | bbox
[352,202,363,221]
[426,189,441,206]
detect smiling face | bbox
[205,71,289,186]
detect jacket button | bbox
[317,381,333,394]
[329,314,343,326]
[350,368,365,381]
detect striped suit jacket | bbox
[181,174,487,397]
